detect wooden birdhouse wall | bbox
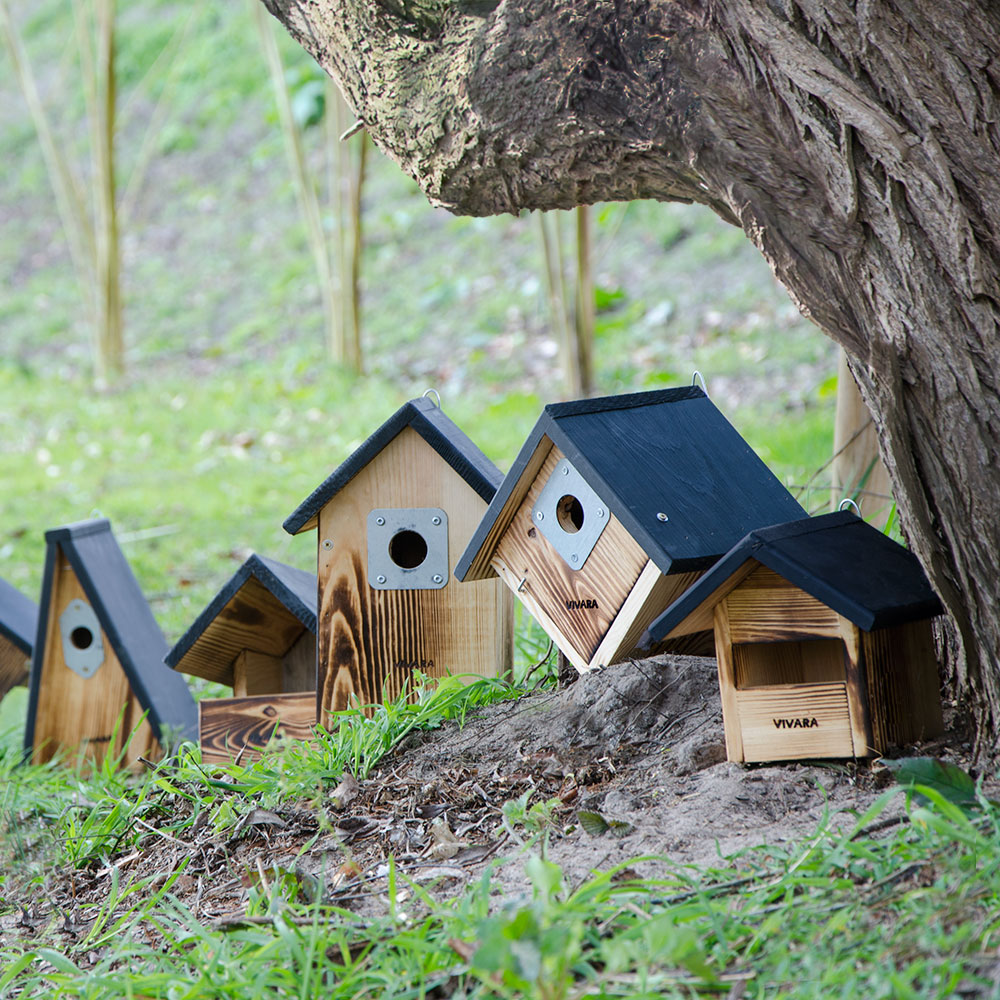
[317,426,512,721]
[0,636,29,699]
[490,442,700,672]
[32,552,158,767]
[716,565,942,762]
[199,691,316,765]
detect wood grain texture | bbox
[726,567,841,643]
[317,426,511,721]
[493,445,648,666]
[233,650,283,697]
[0,638,29,699]
[838,617,874,756]
[736,683,854,761]
[462,437,552,581]
[592,562,704,668]
[733,638,846,688]
[199,692,316,764]
[178,577,309,685]
[31,553,159,768]
[282,628,316,692]
[713,602,743,762]
[862,620,943,750]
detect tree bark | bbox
[261,0,1000,745]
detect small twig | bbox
[134,815,187,846]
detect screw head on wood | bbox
[322,538,333,549]
[657,512,669,522]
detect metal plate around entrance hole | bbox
[59,598,105,678]
[532,458,609,570]
[368,508,449,590]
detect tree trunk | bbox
[260,0,1000,746]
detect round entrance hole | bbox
[70,626,94,650]
[388,529,428,569]
[556,494,585,533]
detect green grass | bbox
[2,722,998,1000]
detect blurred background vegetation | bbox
[0,0,839,650]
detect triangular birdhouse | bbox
[165,553,318,763]
[284,397,513,722]
[455,386,807,673]
[25,519,197,767]
[641,511,944,762]
[0,577,37,700]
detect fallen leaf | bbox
[428,818,465,860]
[331,770,360,811]
[578,810,610,836]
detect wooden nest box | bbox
[284,397,512,721]
[165,553,318,763]
[0,577,38,700]
[641,511,944,762]
[25,519,197,767]
[455,386,806,674]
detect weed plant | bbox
[3,777,999,997]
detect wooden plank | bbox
[281,628,316,692]
[463,437,553,581]
[493,444,649,666]
[727,566,841,642]
[838,617,874,756]
[31,553,159,768]
[733,638,846,688]
[591,562,704,668]
[317,426,511,721]
[659,560,758,639]
[233,649,283,697]
[862,620,943,750]
[736,682,854,761]
[493,553,590,674]
[0,638,30,699]
[713,601,743,762]
[177,578,309,685]
[199,691,316,765]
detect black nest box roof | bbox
[641,510,943,649]
[456,385,807,581]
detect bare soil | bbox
[3,653,969,949]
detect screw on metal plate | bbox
[59,598,105,679]
[322,538,333,550]
[839,497,862,516]
[368,508,448,590]
[531,458,610,571]
[657,512,669,522]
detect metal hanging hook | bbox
[422,388,442,408]
[691,370,709,396]
[839,497,862,516]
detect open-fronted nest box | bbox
[640,511,944,762]
[164,553,318,764]
[0,577,38,700]
[25,519,197,768]
[455,386,806,674]
[284,397,513,721]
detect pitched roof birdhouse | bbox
[25,519,197,767]
[640,511,944,762]
[165,553,318,763]
[455,386,807,674]
[0,577,37,700]
[284,397,513,721]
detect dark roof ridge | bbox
[284,398,502,535]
